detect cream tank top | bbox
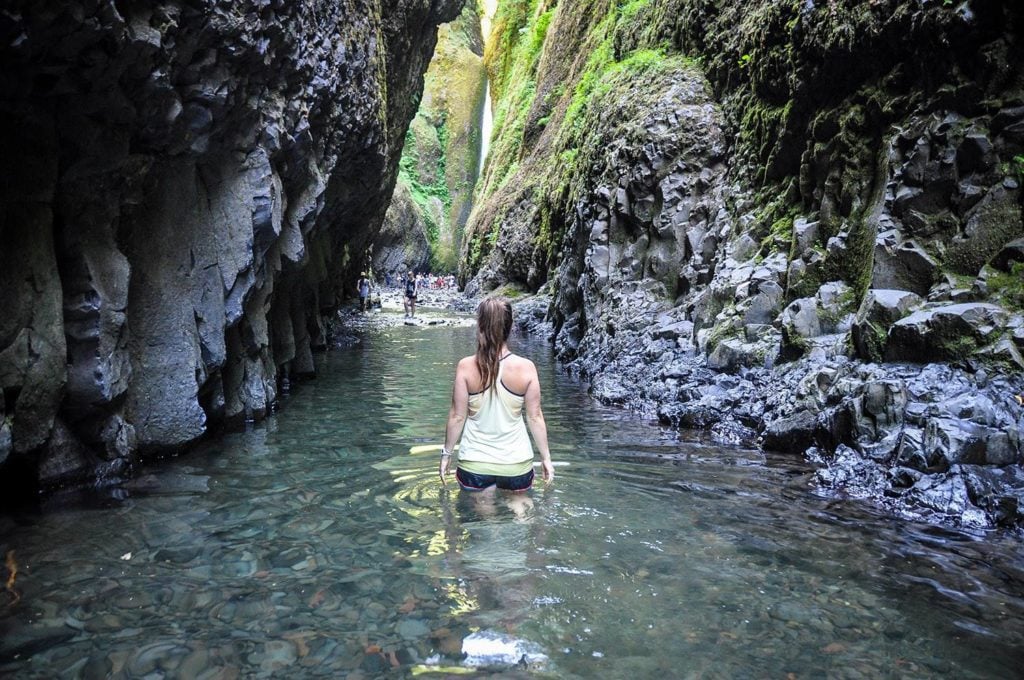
[458,358,533,465]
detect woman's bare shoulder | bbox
[509,353,535,367]
[507,354,537,377]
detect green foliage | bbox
[397,115,455,269]
[738,53,752,68]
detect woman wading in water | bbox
[439,297,555,490]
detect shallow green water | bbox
[2,319,1023,678]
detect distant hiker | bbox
[404,271,418,318]
[357,273,371,312]
[385,271,393,288]
[438,297,555,491]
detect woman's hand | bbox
[541,458,555,483]
[439,453,452,484]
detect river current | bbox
[1,313,1023,678]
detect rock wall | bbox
[467,0,1024,528]
[0,0,462,497]
[375,4,487,277]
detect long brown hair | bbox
[475,297,513,391]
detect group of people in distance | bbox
[357,270,458,318]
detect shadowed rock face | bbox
[0,0,462,494]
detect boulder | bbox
[860,380,908,432]
[779,297,821,340]
[761,409,819,453]
[904,468,988,527]
[793,218,819,254]
[946,185,1022,276]
[850,289,923,362]
[990,237,1024,272]
[956,133,995,176]
[885,303,1008,362]
[871,239,939,296]
[962,465,1024,528]
[706,336,774,373]
[922,417,1019,469]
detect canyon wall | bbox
[0,0,462,497]
[465,0,1024,527]
[375,4,487,277]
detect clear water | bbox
[2,320,1023,678]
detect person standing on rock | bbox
[438,297,555,491]
[357,272,371,312]
[404,270,418,318]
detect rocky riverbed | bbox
[513,291,1024,531]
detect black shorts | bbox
[456,467,534,493]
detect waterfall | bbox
[477,0,497,184]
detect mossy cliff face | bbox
[376,4,486,275]
[0,0,461,494]
[467,0,1024,364]
[469,0,1024,527]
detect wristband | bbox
[440,448,451,458]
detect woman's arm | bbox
[523,363,554,482]
[440,359,470,482]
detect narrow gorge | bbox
[2,1,1024,676]
[2,0,1023,527]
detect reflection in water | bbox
[0,321,1022,678]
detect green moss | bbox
[937,334,981,361]
[493,282,527,298]
[857,319,889,364]
[619,0,651,20]
[988,261,1024,311]
[704,314,741,353]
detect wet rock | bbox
[886,303,1008,362]
[761,410,819,453]
[709,420,758,447]
[861,380,908,431]
[923,417,1012,469]
[904,467,989,527]
[872,239,939,296]
[397,618,431,640]
[816,444,889,495]
[0,626,76,663]
[851,289,923,362]
[962,465,1024,527]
